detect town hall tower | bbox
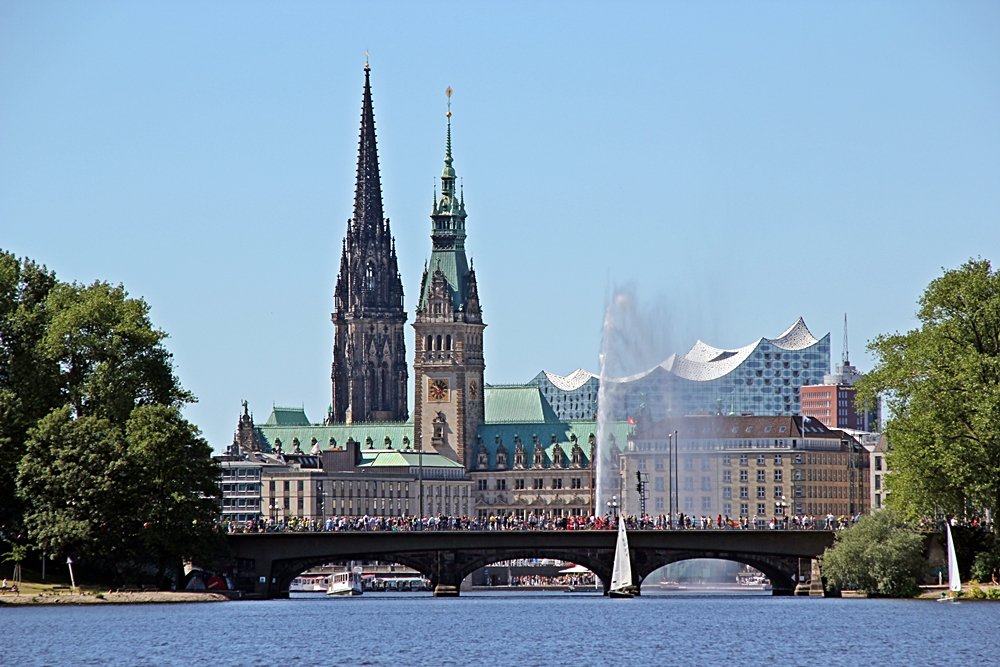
[413,89,486,466]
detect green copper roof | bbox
[264,407,312,426]
[484,385,559,423]
[257,421,414,453]
[358,450,464,469]
[472,420,631,470]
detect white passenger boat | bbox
[290,575,327,593]
[327,568,363,596]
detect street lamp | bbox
[775,496,789,529]
[607,495,619,519]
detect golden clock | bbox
[428,378,449,401]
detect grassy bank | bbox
[0,580,230,605]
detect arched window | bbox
[380,365,388,407]
[436,335,442,351]
[426,335,433,352]
[365,263,375,292]
[446,335,452,350]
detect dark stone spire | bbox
[353,62,384,237]
[330,63,408,424]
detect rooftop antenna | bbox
[842,313,850,367]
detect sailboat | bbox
[938,522,962,601]
[609,516,636,598]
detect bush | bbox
[821,510,925,598]
[965,580,986,599]
[971,542,1000,583]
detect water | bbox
[5,591,998,666]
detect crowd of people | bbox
[219,511,863,534]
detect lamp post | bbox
[607,495,619,520]
[66,556,76,593]
[775,497,789,529]
[418,445,424,525]
[667,433,673,529]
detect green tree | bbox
[1,251,220,583]
[41,281,191,424]
[16,407,134,565]
[821,510,926,597]
[0,252,59,531]
[125,405,222,581]
[856,259,1000,527]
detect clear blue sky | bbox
[3,1,998,452]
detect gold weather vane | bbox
[446,86,453,118]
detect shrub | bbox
[821,510,925,597]
[965,580,986,599]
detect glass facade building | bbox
[534,319,830,421]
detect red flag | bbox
[627,416,636,425]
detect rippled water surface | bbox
[5,591,999,666]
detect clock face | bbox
[428,378,449,402]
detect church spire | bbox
[353,61,384,235]
[330,61,408,425]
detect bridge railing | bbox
[219,513,856,535]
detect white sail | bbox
[609,518,633,593]
[946,523,962,593]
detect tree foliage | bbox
[0,249,219,582]
[821,510,926,597]
[856,258,1000,527]
[0,252,59,529]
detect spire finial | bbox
[445,86,453,164]
[364,49,370,71]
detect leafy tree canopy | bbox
[856,258,1000,527]
[1,249,219,582]
[821,510,925,597]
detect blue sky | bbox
[3,1,998,451]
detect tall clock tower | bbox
[412,90,485,467]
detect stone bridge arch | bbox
[631,549,803,595]
[271,552,435,597]
[450,548,613,591]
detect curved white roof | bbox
[542,368,598,391]
[595,318,821,384]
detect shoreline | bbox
[0,590,232,606]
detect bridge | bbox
[225,530,836,598]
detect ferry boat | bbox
[290,575,327,593]
[327,568,363,596]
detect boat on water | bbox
[938,522,962,603]
[290,575,327,593]
[609,518,636,599]
[327,568,364,596]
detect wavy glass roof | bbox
[544,318,822,386]
[542,368,597,391]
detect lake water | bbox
[4,591,998,666]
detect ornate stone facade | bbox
[413,95,485,466]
